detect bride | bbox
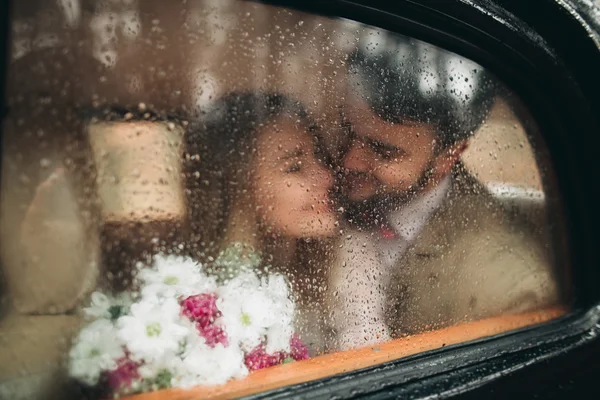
[184,91,338,354]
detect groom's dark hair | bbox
[347,34,498,148]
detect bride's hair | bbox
[182,91,318,260]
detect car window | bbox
[0,1,568,399]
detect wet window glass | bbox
[0,1,568,399]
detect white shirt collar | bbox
[388,175,451,242]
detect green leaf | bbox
[154,369,173,389]
[108,305,124,320]
[213,242,262,282]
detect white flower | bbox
[262,275,295,353]
[175,338,248,388]
[262,274,291,303]
[217,272,291,352]
[265,323,294,354]
[220,269,261,290]
[117,297,189,363]
[137,254,216,300]
[137,353,187,382]
[69,319,125,386]
[83,291,133,320]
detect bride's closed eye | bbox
[282,147,305,173]
[285,162,302,173]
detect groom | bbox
[328,34,560,349]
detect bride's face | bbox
[251,119,337,239]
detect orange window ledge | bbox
[124,306,566,400]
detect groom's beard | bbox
[338,161,435,230]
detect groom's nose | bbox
[343,140,371,173]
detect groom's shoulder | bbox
[390,170,557,331]
[439,166,538,234]
[412,166,548,266]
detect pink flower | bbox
[197,322,229,348]
[181,293,228,348]
[290,335,309,361]
[244,344,285,371]
[106,357,140,393]
[181,293,221,327]
[244,336,310,371]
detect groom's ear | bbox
[432,140,469,178]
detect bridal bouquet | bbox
[68,252,308,397]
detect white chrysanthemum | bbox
[262,274,291,302]
[262,275,295,353]
[83,291,133,320]
[217,272,291,352]
[117,297,189,363]
[265,324,294,354]
[137,254,216,300]
[69,319,125,386]
[137,353,188,382]
[175,337,248,388]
